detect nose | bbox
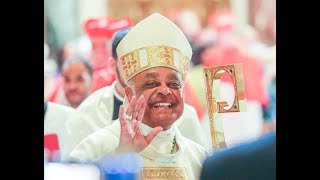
[157,84,172,96]
[67,81,78,91]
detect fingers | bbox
[145,127,163,143]
[118,106,126,127]
[125,96,137,119]
[119,95,147,149]
[126,95,145,121]
[134,120,141,134]
[119,106,134,137]
[133,95,144,120]
[136,102,146,121]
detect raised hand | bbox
[116,95,163,153]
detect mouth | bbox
[151,102,176,109]
[67,92,80,98]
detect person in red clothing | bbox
[46,17,133,105]
[84,16,133,93]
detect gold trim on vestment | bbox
[120,45,190,82]
[141,167,188,180]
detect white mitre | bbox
[116,13,192,82]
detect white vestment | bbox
[64,82,209,159]
[70,121,208,180]
[44,102,75,161]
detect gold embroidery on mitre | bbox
[121,50,140,80]
[141,167,188,180]
[147,46,174,66]
[120,45,190,81]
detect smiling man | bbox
[70,13,208,179]
[126,68,185,130]
[62,56,93,108]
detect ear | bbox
[124,86,133,102]
[108,57,116,75]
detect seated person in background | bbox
[64,27,209,158]
[44,101,75,161]
[70,13,208,180]
[61,56,93,108]
[200,131,276,180]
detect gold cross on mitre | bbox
[203,63,246,151]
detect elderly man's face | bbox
[126,67,185,130]
[62,62,92,108]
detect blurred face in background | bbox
[175,10,202,41]
[62,61,92,108]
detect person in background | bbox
[69,13,208,179]
[45,17,133,104]
[84,16,133,92]
[61,56,93,108]
[64,27,210,160]
[200,131,276,180]
[174,9,214,68]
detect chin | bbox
[154,115,179,129]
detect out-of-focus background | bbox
[44,0,276,147]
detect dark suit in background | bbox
[200,132,276,180]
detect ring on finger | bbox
[123,113,132,121]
